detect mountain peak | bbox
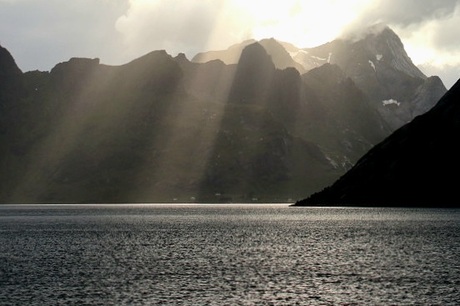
[347,24,426,79]
[238,42,275,71]
[228,43,276,103]
[341,23,390,42]
[0,45,22,76]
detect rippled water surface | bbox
[1,204,459,305]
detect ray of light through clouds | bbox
[0,0,459,87]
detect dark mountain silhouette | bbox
[295,78,460,208]
[0,41,389,203]
[0,25,448,203]
[192,39,256,65]
[0,45,23,111]
[195,43,391,201]
[193,38,306,73]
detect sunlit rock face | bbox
[295,78,460,208]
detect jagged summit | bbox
[304,25,446,130]
[193,38,305,73]
[192,39,256,65]
[0,45,23,105]
[358,26,426,79]
[306,25,426,80]
[340,23,390,41]
[192,25,429,84]
[228,42,275,104]
[0,45,22,76]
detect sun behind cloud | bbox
[230,0,373,47]
[115,0,374,60]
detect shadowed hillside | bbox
[295,78,460,207]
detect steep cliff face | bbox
[0,45,23,106]
[227,43,276,104]
[306,25,447,130]
[295,78,460,207]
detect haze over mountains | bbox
[0,25,448,203]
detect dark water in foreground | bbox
[0,204,459,305]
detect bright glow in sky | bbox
[0,0,459,87]
[231,0,372,47]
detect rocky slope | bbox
[295,78,460,207]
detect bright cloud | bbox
[0,0,459,87]
[232,0,373,47]
[115,0,252,59]
[115,0,374,58]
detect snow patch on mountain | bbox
[376,54,383,61]
[288,49,309,57]
[325,155,339,169]
[369,60,376,71]
[312,55,327,61]
[382,99,400,106]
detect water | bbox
[0,204,459,305]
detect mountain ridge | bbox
[0,25,451,203]
[192,26,446,132]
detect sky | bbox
[0,0,459,88]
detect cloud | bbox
[115,0,253,59]
[419,62,460,89]
[395,3,460,87]
[341,0,458,32]
[113,0,372,58]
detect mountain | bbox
[0,45,23,109]
[0,42,389,203]
[0,25,448,203]
[195,43,387,201]
[193,38,306,73]
[192,25,447,132]
[305,24,447,130]
[294,78,460,208]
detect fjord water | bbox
[1,204,458,305]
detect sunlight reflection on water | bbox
[0,204,459,305]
